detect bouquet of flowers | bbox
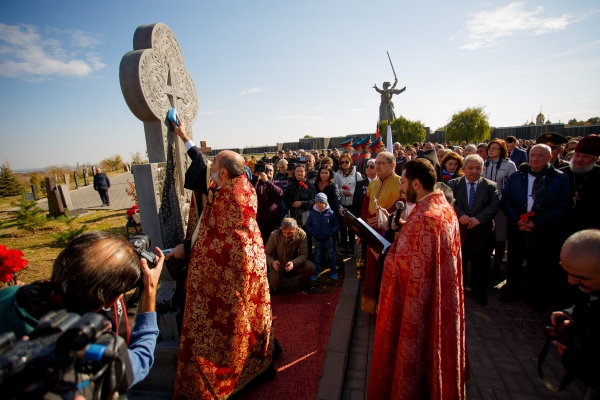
[520,211,535,222]
[0,245,28,285]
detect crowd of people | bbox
[1,118,599,398]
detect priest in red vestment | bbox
[173,150,274,399]
[360,151,403,314]
[368,159,468,400]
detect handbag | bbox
[301,210,310,226]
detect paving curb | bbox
[316,256,359,400]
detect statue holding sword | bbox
[373,51,406,123]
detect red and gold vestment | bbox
[174,175,274,399]
[360,172,402,314]
[367,191,468,400]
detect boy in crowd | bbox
[306,193,340,280]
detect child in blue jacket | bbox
[306,193,340,280]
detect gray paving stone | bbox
[347,352,367,371]
[345,368,366,381]
[343,378,365,390]
[350,389,365,400]
[466,384,482,399]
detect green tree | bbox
[380,116,426,146]
[53,215,87,245]
[14,193,47,233]
[0,161,23,197]
[444,106,491,144]
[303,135,314,138]
[587,117,600,124]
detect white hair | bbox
[531,143,551,156]
[465,144,477,152]
[464,154,484,167]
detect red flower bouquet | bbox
[520,211,535,222]
[342,185,349,190]
[0,245,28,284]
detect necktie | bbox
[468,182,476,212]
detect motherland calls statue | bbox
[373,78,406,123]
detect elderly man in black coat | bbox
[448,154,500,306]
[501,144,571,310]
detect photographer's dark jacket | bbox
[252,177,284,225]
[562,294,600,392]
[0,282,159,387]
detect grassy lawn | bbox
[0,209,127,285]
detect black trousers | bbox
[462,227,494,299]
[337,213,355,250]
[506,233,564,304]
[97,188,110,205]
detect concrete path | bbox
[342,276,588,400]
[17,172,136,212]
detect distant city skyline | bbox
[1,1,599,170]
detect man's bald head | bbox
[561,229,600,293]
[216,150,245,179]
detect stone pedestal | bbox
[63,173,70,187]
[46,177,65,217]
[74,172,80,189]
[31,185,38,200]
[83,170,89,186]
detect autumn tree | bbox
[444,106,491,144]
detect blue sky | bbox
[1,0,599,170]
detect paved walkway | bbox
[19,172,136,212]
[342,271,587,399]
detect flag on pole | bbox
[375,121,380,139]
[386,122,393,152]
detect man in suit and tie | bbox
[448,154,501,306]
[506,136,528,168]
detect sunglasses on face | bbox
[340,160,350,164]
[367,165,376,169]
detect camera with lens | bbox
[129,233,159,267]
[254,161,266,174]
[0,309,132,400]
[538,321,575,392]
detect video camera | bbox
[0,309,132,400]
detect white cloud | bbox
[0,23,104,79]
[461,2,575,50]
[240,87,267,95]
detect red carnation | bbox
[0,245,28,283]
[342,185,349,190]
[520,211,535,223]
[299,182,308,189]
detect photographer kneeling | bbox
[0,231,163,388]
[549,229,600,398]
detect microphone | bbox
[389,201,405,231]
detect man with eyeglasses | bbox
[252,164,284,244]
[360,152,403,314]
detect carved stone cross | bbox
[119,22,199,261]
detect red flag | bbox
[375,122,380,139]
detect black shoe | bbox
[306,286,317,293]
[500,293,518,303]
[347,249,355,256]
[475,295,488,306]
[339,248,348,256]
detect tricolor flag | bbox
[375,121,380,139]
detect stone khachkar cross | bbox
[120,23,201,340]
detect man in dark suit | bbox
[506,136,528,168]
[501,144,572,310]
[448,154,500,306]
